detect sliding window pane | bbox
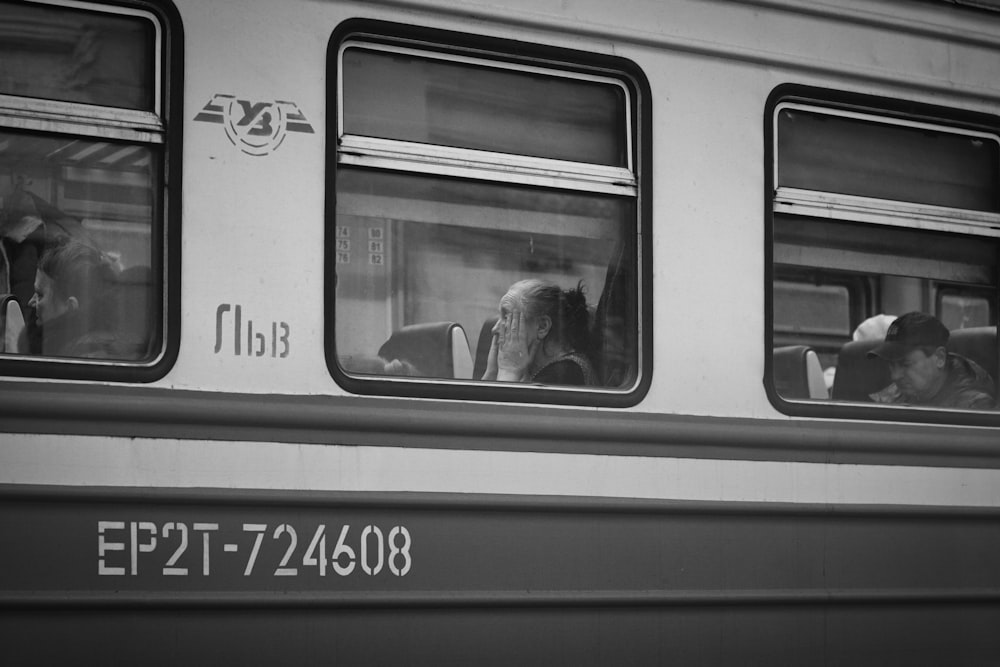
[778,107,1000,211]
[0,3,155,110]
[342,47,628,166]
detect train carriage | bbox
[2,0,1000,664]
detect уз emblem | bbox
[194,94,314,156]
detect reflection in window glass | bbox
[342,46,628,166]
[940,292,991,330]
[0,130,159,360]
[335,168,635,387]
[774,281,850,337]
[773,279,851,372]
[778,106,1000,212]
[0,3,155,110]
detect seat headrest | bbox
[472,317,496,381]
[378,321,471,379]
[830,338,888,402]
[1,294,26,354]
[773,345,827,400]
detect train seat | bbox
[472,317,496,381]
[0,294,25,354]
[772,345,828,399]
[830,338,887,402]
[378,321,473,379]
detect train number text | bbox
[97,521,412,578]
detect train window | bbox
[938,289,993,330]
[768,91,1000,419]
[0,1,177,379]
[329,27,648,405]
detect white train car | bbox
[2,0,1000,663]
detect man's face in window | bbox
[888,347,947,402]
[29,270,72,326]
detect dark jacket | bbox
[870,353,996,410]
[529,351,596,386]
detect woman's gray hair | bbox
[509,278,591,353]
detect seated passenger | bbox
[28,237,121,359]
[481,279,595,386]
[853,313,896,342]
[866,311,995,410]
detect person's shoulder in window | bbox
[938,353,996,410]
[28,235,124,359]
[531,351,595,386]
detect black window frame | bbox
[325,19,652,407]
[0,0,182,383]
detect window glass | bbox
[774,214,998,406]
[771,99,1000,414]
[335,168,636,388]
[778,107,1000,212]
[0,130,159,359]
[342,46,628,166]
[334,38,641,396]
[774,281,850,338]
[0,3,155,110]
[939,292,992,330]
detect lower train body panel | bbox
[2,485,1000,665]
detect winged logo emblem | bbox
[194,94,314,156]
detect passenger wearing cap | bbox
[867,311,996,410]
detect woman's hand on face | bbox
[496,310,534,381]
[481,323,499,381]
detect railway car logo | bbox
[194,94,314,156]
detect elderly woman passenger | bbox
[481,278,596,386]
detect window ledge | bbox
[774,186,1000,237]
[339,134,637,196]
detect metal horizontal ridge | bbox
[6,484,1000,519]
[338,135,637,196]
[355,0,1000,104]
[3,382,1000,469]
[5,587,1000,610]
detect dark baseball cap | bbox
[867,311,949,361]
